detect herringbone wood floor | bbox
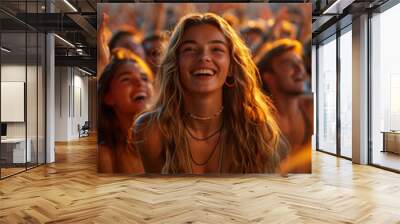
[0,135,399,224]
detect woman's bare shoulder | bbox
[133,110,164,173]
[134,110,162,139]
[133,110,163,156]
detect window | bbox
[317,35,337,154]
[371,3,400,171]
[0,1,47,179]
[339,27,352,158]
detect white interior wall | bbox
[1,65,31,138]
[54,67,89,141]
[1,64,45,163]
[55,67,70,141]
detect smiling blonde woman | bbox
[133,13,288,174]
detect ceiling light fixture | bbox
[322,0,355,15]
[78,67,93,76]
[63,0,78,12]
[54,34,75,48]
[1,47,11,53]
[322,0,341,14]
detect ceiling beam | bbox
[67,13,96,39]
[55,55,96,70]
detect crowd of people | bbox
[97,4,312,174]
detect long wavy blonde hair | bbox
[145,13,284,173]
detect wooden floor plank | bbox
[0,135,399,223]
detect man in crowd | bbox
[255,38,313,173]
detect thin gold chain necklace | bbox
[186,106,224,121]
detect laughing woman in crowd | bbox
[98,48,154,173]
[133,13,288,174]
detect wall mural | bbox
[97,2,312,174]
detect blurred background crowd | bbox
[98,3,311,80]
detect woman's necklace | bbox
[186,106,223,121]
[184,120,223,141]
[188,126,222,167]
